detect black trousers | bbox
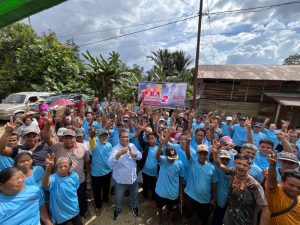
[56,214,83,225]
[142,172,156,199]
[91,172,112,208]
[77,181,88,216]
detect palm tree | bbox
[172,50,192,74]
[147,49,175,77]
[82,51,130,98]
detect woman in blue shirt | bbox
[0,167,45,225]
[14,152,52,225]
[43,154,82,225]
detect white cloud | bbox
[20,0,300,70]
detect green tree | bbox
[283,54,300,65]
[82,51,132,98]
[147,49,175,77]
[16,32,86,93]
[172,50,192,74]
[0,23,87,99]
[0,23,37,99]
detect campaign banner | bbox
[138,82,187,108]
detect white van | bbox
[0,92,54,120]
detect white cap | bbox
[57,127,67,136]
[226,116,233,121]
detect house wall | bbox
[198,79,300,126]
[198,99,276,121]
[201,80,300,103]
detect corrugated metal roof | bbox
[264,92,300,107]
[198,65,300,81]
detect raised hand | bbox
[275,131,285,139]
[245,117,252,129]
[45,153,55,170]
[186,131,192,143]
[159,135,166,145]
[189,109,195,120]
[44,111,53,126]
[268,150,277,167]
[5,117,17,133]
[211,139,219,154]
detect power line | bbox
[178,0,198,11]
[207,1,300,16]
[79,14,199,47]
[58,14,196,38]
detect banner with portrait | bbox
[138,82,187,108]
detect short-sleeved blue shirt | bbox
[155,156,184,200]
[0,185,44,225]
[91,141,112,176]
[48,172,80,224]
[142,145,159,177]
[184,158,217,203]
[232,124,247,147]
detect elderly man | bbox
[266,152,300,225]
[44,117,91,219]
[108,130,142,220]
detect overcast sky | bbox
[21,0,300,70]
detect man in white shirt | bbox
[108,130,142,220]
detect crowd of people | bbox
[0,96,299,225]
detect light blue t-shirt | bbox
[215,167,231,208]
[249,162,264,184]
[221,122,233,137]
[253,152,269,169]
[133,105,140,112]
[252,132,267,147]
[48,172,80,224]
[155,156,184,200]
[25,166,44,187]
[232,124,247,147]
[0,185,44,225]
[129,131,143,153]
[0,155,13,171]
[109,126,120,147]
[82,119,101,141]
[263,129,279,149]
[142,145,159,177]
[192,122,205,134]
[185,158,217,204]
[91,141,112,177]
[228,150,236,168]
[100,101,109,108]
[169,143,196,183]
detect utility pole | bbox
[192,0,204,109]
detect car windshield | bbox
[3,94,26,104]
[46,95,69,102]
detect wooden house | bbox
[197,65,300,127]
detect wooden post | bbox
[230,80,235,100]
[275,103,281,124]
[192,0,204,110]
[244,81,249,102]
[260,80,266,102]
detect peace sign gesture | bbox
[210,139,219,154]
[5,117,17,133]
[45,153,55,170]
